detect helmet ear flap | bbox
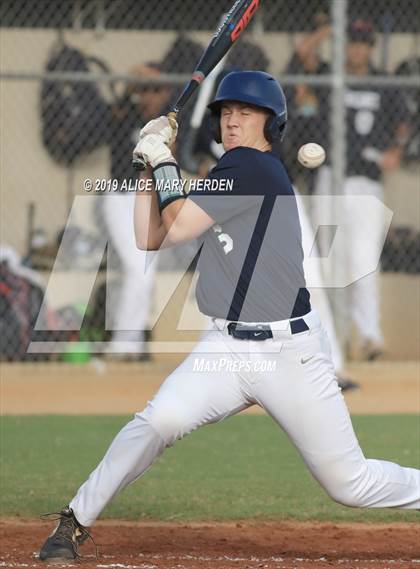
[264,114,287,143]
[263,116,276,143]
[210,113,222,143]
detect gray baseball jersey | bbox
[188,146,311,322]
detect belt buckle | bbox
[227,322,247,340]
[250,324,273,341]
[228,322,273,341]
[251,327,273,340]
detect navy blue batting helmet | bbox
[208,70,287,143]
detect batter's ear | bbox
[210,112,222,143]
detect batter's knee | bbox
[324,485,365,508]
[136,404,194,447]
[315,460,371,508]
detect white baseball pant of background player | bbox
[314,166,385,346]
[296,194,345,373]
[102,192,156,353]
[69,309,419,526]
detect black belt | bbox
[227,318,309,341]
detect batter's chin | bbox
[223,140,241,151]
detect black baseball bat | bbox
[133,0,261,170]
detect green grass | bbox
[1,414,419,523]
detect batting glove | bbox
[133,133,175,168]
[139,115,178,146]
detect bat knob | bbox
[132,156,147,171]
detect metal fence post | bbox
[330,0,349,350]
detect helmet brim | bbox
[208,95,276,116]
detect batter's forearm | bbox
[134,172,186,250]
[134,196,165,250]
[150,161,187,246]
[161,199,186,232]
[134,170,166,250]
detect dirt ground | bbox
[0,519,419,569]
[1,360,419,415]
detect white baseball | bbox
[297,143,326,169]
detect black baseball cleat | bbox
[337,375,360,392]
[361,340,385,362]
[39,506,94,562]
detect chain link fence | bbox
[1,0,419,361]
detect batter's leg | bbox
[253,325,419,509]
[69,331,251,526]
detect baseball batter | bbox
[39,71,420,563]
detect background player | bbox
[279,14,357,387]
[309,19,410,360]
[102,63,171,358]
[39,71,419,563]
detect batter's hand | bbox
[139,116,178,146]
[133,133,176,168]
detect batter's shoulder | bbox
[212,146,256,170]
[210,146,293,196]
[209,147,261,184]
[212,147,278,174]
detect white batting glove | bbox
[139,116,178,146]
[133,133,175,168]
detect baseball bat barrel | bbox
[132,0,261,170]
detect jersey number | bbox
[354,110,375,136]
[213,224,233,255]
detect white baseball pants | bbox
[314,167,385,345]
[102,193,156,352]
[70,311,419,526]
